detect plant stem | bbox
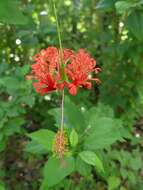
[52,0,64,131]
[52,0,63,55]
[61,89,65,132]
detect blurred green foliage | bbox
[0,0,143,190]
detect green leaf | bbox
[0,117,7,129]
[0,0,28,25]
[96,0,116,11]
[0,134,6,152]
[0,170,5,178]
[4,117,25,136]
[24,140,49,155]
[27,129,55,152]
[84,117,123,150]
[20,96,35,107]
[0,185,5,190]
[130,156,142,171]
[0,76,20,92]
[0,182,5,190]
[40,156,75,189]
[0,109,4,120]
[20,65,30,76]
[128,171,136,185]
[108,176,121,190]
[64,97,87,131]
[49,97,86,131]
[79,151,104,172]
[126,11,143,41]
[75,156,91,177]
[115,1,133,14]
[85,103,114,120]
[70,129,78,147]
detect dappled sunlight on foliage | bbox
[0,0,143,190]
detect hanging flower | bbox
[66,49,101,95]
[31,46,100,96]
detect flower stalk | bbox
[52,0,63,59]
[52,0,65,132]
[61,89,65,132]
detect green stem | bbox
[52,0,64,132]
[52,0,63,54]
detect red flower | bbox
[66,49,100,95]
[31,46,100,95]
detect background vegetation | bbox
[0,0,143,190]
